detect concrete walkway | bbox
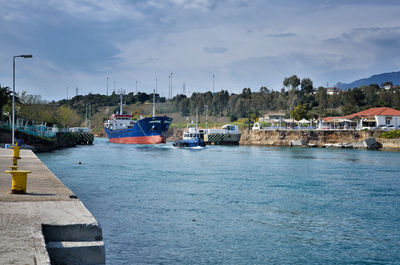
[0,149,105,264]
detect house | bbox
[321,107,400,130]
[327,87,340,95]
[383,84,392,90]
[259,112,286,122]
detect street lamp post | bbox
[12,54,32,146]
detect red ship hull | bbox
[108,135,166,144]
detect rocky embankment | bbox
[239,130,400,151]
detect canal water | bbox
[38,138,400,264]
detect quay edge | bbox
[0,148,105,264]
[239,130,400,151]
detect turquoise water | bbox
[38,138,400,264]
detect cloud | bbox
[203,46,227,54]
[266,33,297,38]
[2,0,400,100]
[325,27,400,64]
[169,0,217,11]
[327,27,400,43]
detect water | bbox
[38,138,400,264]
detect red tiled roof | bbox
[322,116,341,122]
[344,107,400,119]
[323,107,400,121]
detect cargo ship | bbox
[104,91,172,144]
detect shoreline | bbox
[99,128,400,151]
[239,130,400,151]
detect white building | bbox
[321,107,400,130]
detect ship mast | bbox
[119,90,123,114]
[152,88,156,117]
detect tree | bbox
[229,114,238,122]
[260,86,269,94]
[284,75,300,90]
[0,86,12,118]
[315,87,328,114]
[300,78,313,94]
[290,104,307,120]
[57,106,81,127]
[364,85,378,107]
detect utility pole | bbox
[168,75,171,98]
[205,105,208,129]
[107,76,109,96]
[183,83,185,95]
[213,74,215,93]
[88,103,91,130]
[170,72,173,98]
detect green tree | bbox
[284,75,300,90]
[290,104,307,120]
[300,78,313,94]
[315,87,328,114]
[0,86,12,118]
[363,84,378,107]
[57,106,81,127]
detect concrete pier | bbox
[0,148,105,264]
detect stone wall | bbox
[239,130,400,150]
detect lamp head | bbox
[21,55,33,58]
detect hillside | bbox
[336,71,400,90]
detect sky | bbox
[1,0,400,100]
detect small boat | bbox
[173,109,205,148]
[173,126,206,148]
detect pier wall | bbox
[240,130,400,150]
[0,149,105,264]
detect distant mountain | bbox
[335,71,400,90]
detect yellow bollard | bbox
[12,158,19,166]
[5,170,31,194]
[9,165,18,170]
[12,145,21,159]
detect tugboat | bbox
[173,109,206,148]
[173,125,206,148]
[104,90,172,144]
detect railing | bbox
[0,121,58,138]
[255,126,317,131]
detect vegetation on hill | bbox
[1,75,400,133]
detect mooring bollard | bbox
[12,158,19,166]
[12,145,21,159]
[5,170,31,194]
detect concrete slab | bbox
[0,149,77,202]
[0,148,105,264]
